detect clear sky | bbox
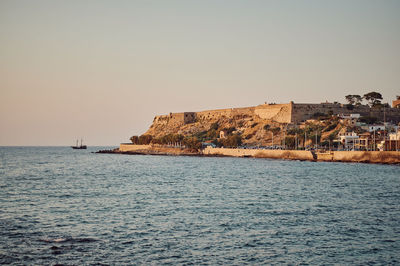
[1,0,399,146]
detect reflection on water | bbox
[1,147,399,264]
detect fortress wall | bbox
[254,103,292,123]
[197,108,233,120]
[153,112,186,126]
[152,102,400,130]
[203,147,314,160]
[369,108,400,123]
[291,103,400,123]
[291,103,354,123]
[196,106,255,120]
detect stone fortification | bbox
[151,102,400,126]
[291,103,400,124]
[146,103,294,138]
[152,103,292,127]
[145,101,400,139]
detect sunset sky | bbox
[1,0,399,146]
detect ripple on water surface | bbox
[0,147,399,264]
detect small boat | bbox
[71,139,87,149]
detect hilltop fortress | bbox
[116,100,400,163]
[151,101,400,127]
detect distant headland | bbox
[99,92,400,164]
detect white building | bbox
[368,125,385,132]
[339,131,359,150]
[389,131,400,141]
[340,113,360,119]
[339,114,360,126]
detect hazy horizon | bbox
[1,0,399,146]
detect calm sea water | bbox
[0,147,399,265]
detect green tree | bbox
[328,131,338,142]
[345,95,355,105]
[345,94,363,106]
[183,136,201,150]
[283,136,295,149]
[130,135,139,144]
[210,122,219,131]
[363,91,383,107]
[354,95,362,105]
[309,132,321,145]
[271,127,281,135]
[206,129,218,139]
[224,127,236,135]
[287,128,303,135]
[138,134,153,144]
[221,134,242,148]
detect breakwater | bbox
[203,147,400,164]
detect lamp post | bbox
[271,132,274,147]
[283,126,286,150]
[374,129,376,151]
[305,130,307,150]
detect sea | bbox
[0,146,399,265]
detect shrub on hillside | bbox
[271,127,281,134]
[138,134,153,145]
[130,135,139,144]
[221,134,242,148]
[210,122,219,131]
[251,122,258,128]
[183,136,202,150]
[323,122,338,132]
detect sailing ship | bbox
[71,139,87,149]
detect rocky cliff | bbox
[143,104,294,145]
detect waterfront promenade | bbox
[117,144,400,164]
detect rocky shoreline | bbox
[95,147,201,157]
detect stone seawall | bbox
[332,151,400,164]
[119,144,152,152]
[202,147,315,160]
[202,147,400,164]
[118,144,400,164]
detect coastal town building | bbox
[368,125,386,132]
[338,132,359,150]
[339,114,360,126]
[355,132,372,151]
[389,131,400,141]
[378,140,400,151]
